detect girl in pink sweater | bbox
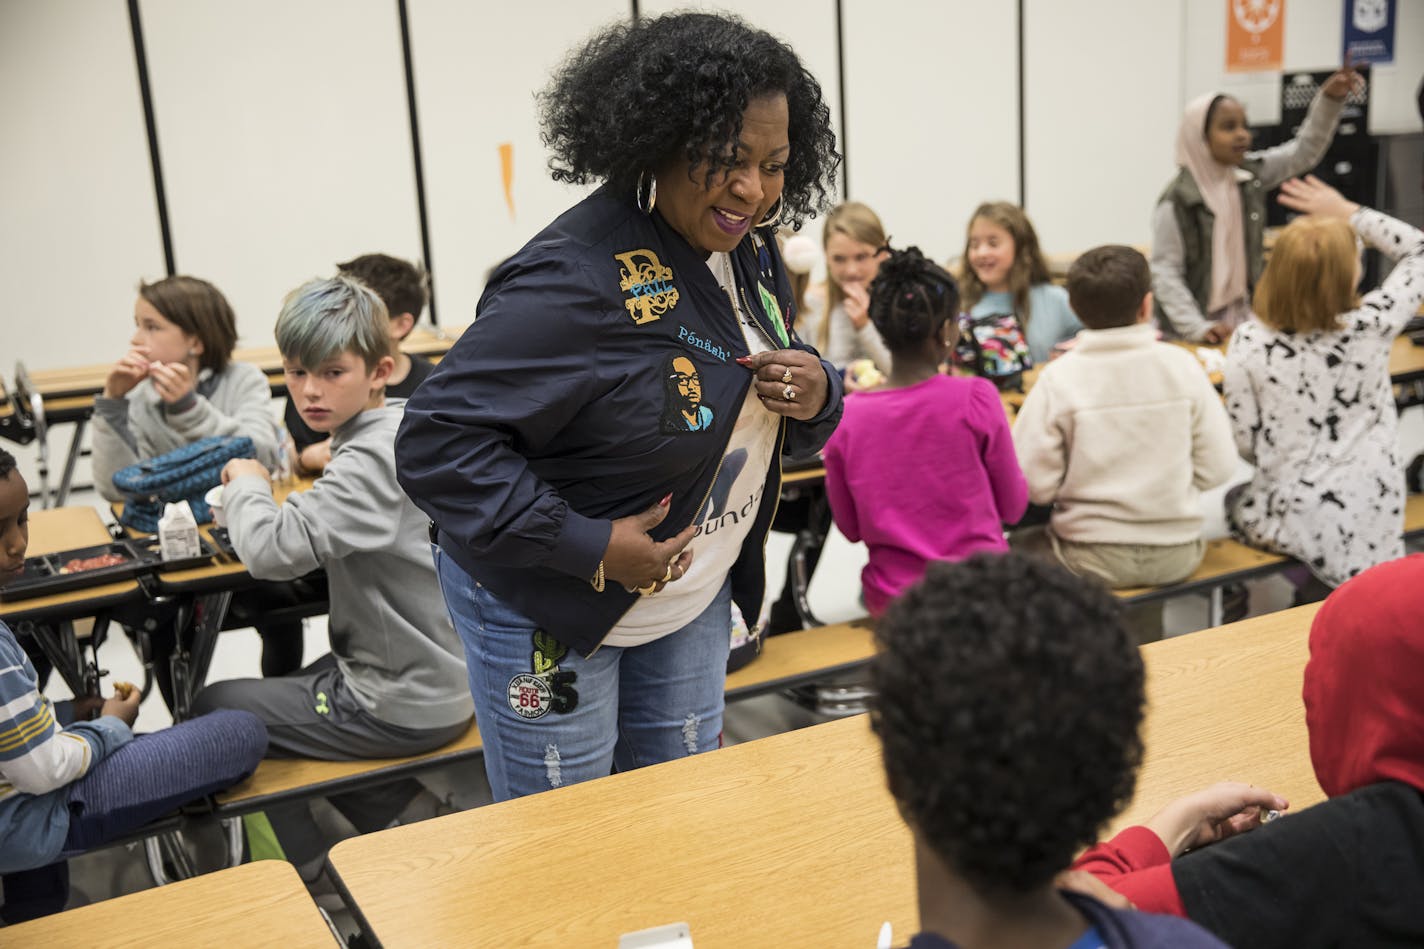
[823,247,1028,614]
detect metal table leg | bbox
[55,416,87,507]
[14,619,100,699]
[169,591,234,721]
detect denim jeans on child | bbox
[435,546,731,802]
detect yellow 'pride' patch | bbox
[615,248,679,325]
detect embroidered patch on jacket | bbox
[615,248,679,325]
[660,352,716,434]
[755,283,790,347]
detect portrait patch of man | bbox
[660,353,714,433]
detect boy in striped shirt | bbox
[0,448,267,922]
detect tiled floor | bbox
[15,406,1424,938]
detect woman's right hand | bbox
[103,347,152,399]
[1278,175,1361,220]
[603,496,696,592]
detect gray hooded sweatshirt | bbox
[222,400,472,730]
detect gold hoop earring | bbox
[636,171,657,215]
[758,196,784,228]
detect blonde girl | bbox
[960,201,1081,364]
[1224,176,1424,591]
[797,202,892,379]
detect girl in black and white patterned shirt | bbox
[1224,176,1424,590]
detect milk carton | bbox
[158,500,202,561]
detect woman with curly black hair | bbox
[872,554,1228,948]
[821,245,1026,615]
[396,12,843,801]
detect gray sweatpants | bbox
[191,654,469,869]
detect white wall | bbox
[407,0,625,329]
[0,0,166,371]
[140,0,424,347]
[842,0,1019,261]
[1024,0,1185,251]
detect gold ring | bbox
[783,384,796,401]
[636,582,658,595]
[781,367,793,384]
[663,564,674,581]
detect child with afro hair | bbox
[870,553,1226,948]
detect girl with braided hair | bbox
[822,246,1027,615]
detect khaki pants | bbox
[1012,529,1207,644]
[1049,535,1207,589]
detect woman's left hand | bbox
[737,349,832,421]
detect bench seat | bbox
[215,618,877,816]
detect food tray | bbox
[128,534,221,572]
[207,526,237,558]
[0,542,149,601]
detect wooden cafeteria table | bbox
[1,859,336,948]
[328,604,1323,948]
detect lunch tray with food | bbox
[1,535,219,601]
[1,542,150,601]
[128,534,221,572]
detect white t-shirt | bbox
[602,253,781,647]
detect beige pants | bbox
[1049,534,1207,589]
[1011,529,1207,644]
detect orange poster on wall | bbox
[1226,0,1285,72]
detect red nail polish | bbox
[659,493,672,507]
[735,356,753,365]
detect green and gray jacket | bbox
[1152,92,1344,340]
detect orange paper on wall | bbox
[499,142,515,220]
[1226,0,1285,73]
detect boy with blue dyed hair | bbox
[191,275,472,878]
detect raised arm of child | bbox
[1253,65,1360,189]
[1278,175,1424,339]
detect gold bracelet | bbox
[590,560,605,593]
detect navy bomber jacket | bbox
[396,186,843,656]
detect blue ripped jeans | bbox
[434,547,731,802]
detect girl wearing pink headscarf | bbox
[1150,64,1362,343]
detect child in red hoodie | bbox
[1072,554,1424,947]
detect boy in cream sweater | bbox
[1012,245,1236,630]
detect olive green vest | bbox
[1154,157,1268,323]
